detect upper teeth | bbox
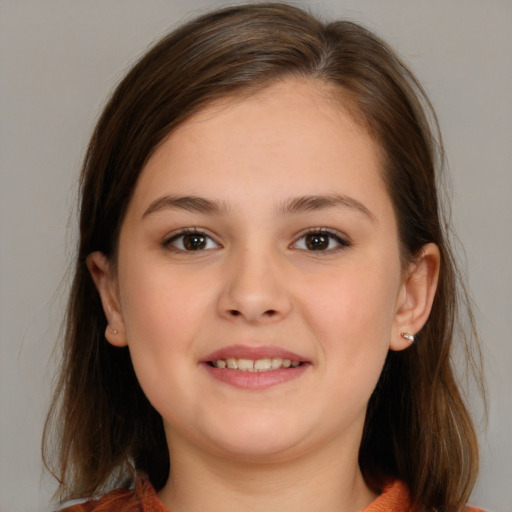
[213,358,301,371]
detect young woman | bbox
[43,3,485,511]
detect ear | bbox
[86,251,127,347]
[390,243,440,351]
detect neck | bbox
[158,431,378,512]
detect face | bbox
[91,78,428,464]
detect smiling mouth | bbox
[209,357,303,372]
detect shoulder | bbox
[362,480,414,511]
[59,477,168,512]
[362,480,488,512]
[59,488,138,512]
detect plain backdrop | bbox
[1,1,511,511]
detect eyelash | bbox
[163,228,220,252]
[162,228,351,253]
[292,228,351,254]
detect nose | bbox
[217,246,292,323]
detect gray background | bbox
[1,1,510,511]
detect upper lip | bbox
[201,344,308,363]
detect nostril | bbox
[227,309,277,318]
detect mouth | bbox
[200,345,310,389]
[208,357,303,371]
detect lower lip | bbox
[201,363,310,390]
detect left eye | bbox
[293,230,350,252]
[165,231,220,251]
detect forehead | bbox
[126,77,390,222]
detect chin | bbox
[212,437,306,463]
[195,414,311,462]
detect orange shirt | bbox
[60,477,485,512]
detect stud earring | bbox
[400,332,415,343]
[110,327,119,335]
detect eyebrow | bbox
[142,193,376,224]
[142,195,231,218]
[278,194,377,224]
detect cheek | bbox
[116,260,213,395]
[302,260,399,339]
[299,261,399,389]
[116,267,222,435]
[120,256,212,338]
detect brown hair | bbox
[43,3,484,510]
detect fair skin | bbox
[88,78,439,512]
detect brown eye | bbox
[183,233,207,250]
[165,230,220,252]
[305,233,329,251]
[293,230,350,253]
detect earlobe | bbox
[390,243,440,351]
[86,251,128,347]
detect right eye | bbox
[164,230,220,251]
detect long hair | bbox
[43,4,484,510]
